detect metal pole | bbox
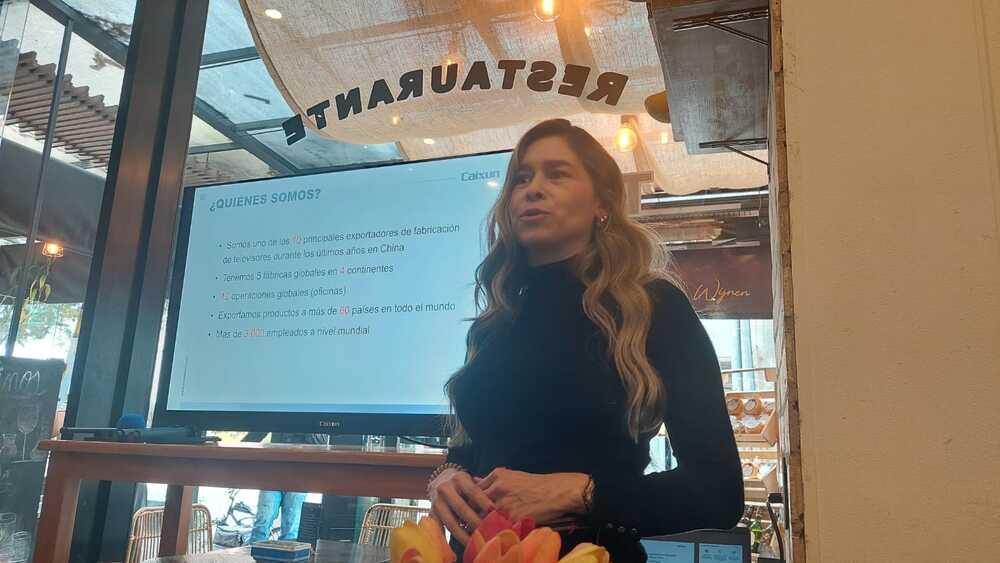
[61,1,211,557]
[705,21,769,46]
[4,18,73,356]
[723,143,770,166]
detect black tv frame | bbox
[153,149,512,436]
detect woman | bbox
[428,119,743,562]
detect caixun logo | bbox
[461,170,502,182]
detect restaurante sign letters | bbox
[282,60,629,145]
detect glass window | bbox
[185,149,274,186]
[63,0,256,56]
[11,14,124,370]
[702,318,775,391]
[0,3,134,559]
[12,302,81,361]
[251,127,401,170]
[189,116,233,147]
[60,1,135,47]
[203,0,256,55]
[196,58,291,124]
[0,0,29,136]
[16,4,66,64]
[2,5,63,353]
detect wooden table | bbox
[33,440,444,563]
[149,539,388,563]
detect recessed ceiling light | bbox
[391,115,402,125]
[423,138,436,145]
[660,131,670,144]
[264,8,282,20]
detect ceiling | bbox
[3,0,768,194]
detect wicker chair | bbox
[123,504,213,563]
[359,503,431,547]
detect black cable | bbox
[400,435,447,449]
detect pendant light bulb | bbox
[41,241,64,258]
[615,124,638,153]
[534,0,561,23]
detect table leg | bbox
[159,484,193,556]
[32,454,81,563]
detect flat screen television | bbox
[153,150,511,436]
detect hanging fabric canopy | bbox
[242,0,661,142]
[240,0,768,194]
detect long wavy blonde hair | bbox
[446,119,676,443]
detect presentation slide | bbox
[164,152,510,415]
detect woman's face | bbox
[508,136,606,265]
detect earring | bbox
[598,214,610,231]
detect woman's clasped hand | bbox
[430,466,590,545]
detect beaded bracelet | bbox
[426,462,467,497]
[581,475,595,514]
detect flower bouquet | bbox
[390,510,609,563]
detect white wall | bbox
[780,1,1000,560]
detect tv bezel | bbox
[152,149,512,436]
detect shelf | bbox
[726,390,777,400]
[721,367,777,385]
[739,449,777,460]
[743,480,770,503]
[735,433,771,444]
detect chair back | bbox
[123,504,213,563]
[359,503,431,547]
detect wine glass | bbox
[16,404,39,462]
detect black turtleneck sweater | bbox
[447,260,743,560]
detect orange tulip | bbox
[463,531,487,563]
[475,529,520,563]
[421,517,457,563]
[521,528,562,563]
[557,543,610,563]
[499,543,523,563]
[473,532,504,563]
[464,510,535,563]
[391,518,456,563]
[392,510,605,563]
[479,511,513,542]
